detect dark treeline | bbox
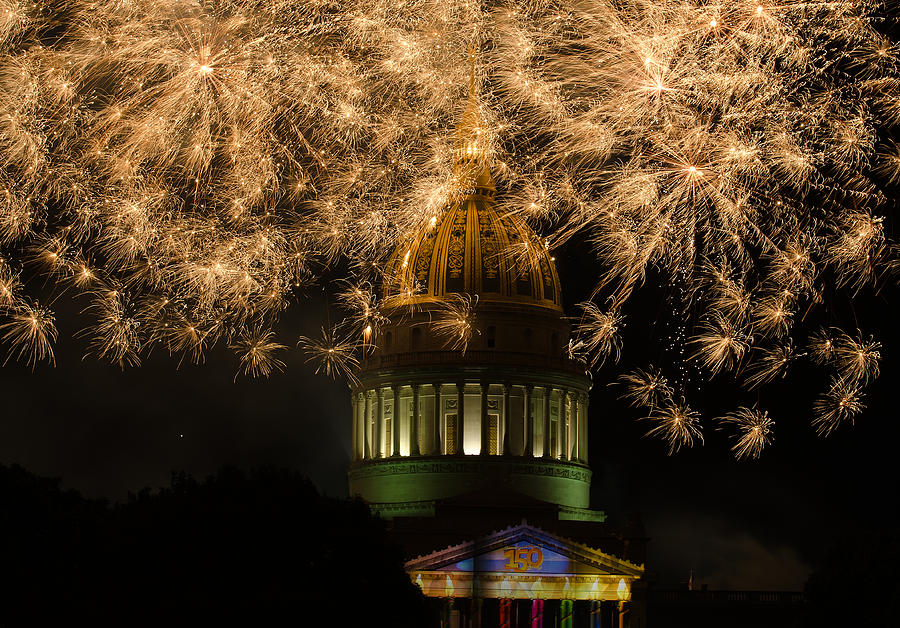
[0,463,431,627]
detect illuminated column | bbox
[502,383,512,455]
[561,600,574,628]
[570,390,578,461]
[392,385,401,456]
[542,387,551,458]
[580,392,588,462]
[480,381,490,455]
[618,601,630,628]
[456,381,465,455]
[433,383,442,455]
[351,394,359,461]
[524,384,534,457]
[374,387,383,458]
[363,391,371,459]
[559,390,569,461]
[410,384,421,456]
[589,601,601,628]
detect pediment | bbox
[405,521,643,578]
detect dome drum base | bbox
[348,455,592,509]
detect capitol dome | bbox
[381,193,563,313]
[348,51,594,518]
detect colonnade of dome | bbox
[352,381,589,463]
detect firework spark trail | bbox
[0,0,896,454]
[644,401,704,455]
[432,293,478,354]
[297,325,360,384]
[812,377,866,436]
[717,407,775,460]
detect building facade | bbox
[348,55,646,627]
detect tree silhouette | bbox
[0,464,431,627]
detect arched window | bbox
[486,326,496,349]
[411,327,422,350]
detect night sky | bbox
[1,240,897,592]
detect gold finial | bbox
[468,43,476,101]
[455,42,495,191]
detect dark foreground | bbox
[1,463,897,628]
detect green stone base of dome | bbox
[348,455,592,509]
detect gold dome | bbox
[382,196,562,312]
[382,47,562,312]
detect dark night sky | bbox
[1,239,897,592]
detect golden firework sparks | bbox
[0,301,57,368]
[812,377,866,436]
[576,302,623,367]
[297,326,359,384]
[618,366,674,410]
[432,293,478,354]
[644,401,704,455]
[0,0,891,453]
[717,407,774,460]
[690,314,748,376]
[231,329,287,379]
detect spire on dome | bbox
[454,44,495,192]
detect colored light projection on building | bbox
[411,542,633,601]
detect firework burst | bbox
[231,329,286,379]
[297,326,359,385]
[0,301,57,368]
[0,0,894,453]
[432,293,478,355]
[575,302,623,367]
[812,378,866,436]
[644,401,704,455]
[717,407,775,460]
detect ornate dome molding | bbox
[382,197,563,312]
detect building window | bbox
[488,413,499,455]
[445,414,458,455]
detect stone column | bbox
[502,383,512,455]
[392,385,401,456]
[410,384,421,456]
[433,383,442,455]
[580,393,589,464]
[524,384,534,457]
[542,387,551,458]
[363,391,371,459]
[560,389,569,461]
[572,392,579,462]
[618,601,630,628]
[480,381,490,456]
[351,393,359,461]
[456,381,465,455]
[374,387,383,458]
